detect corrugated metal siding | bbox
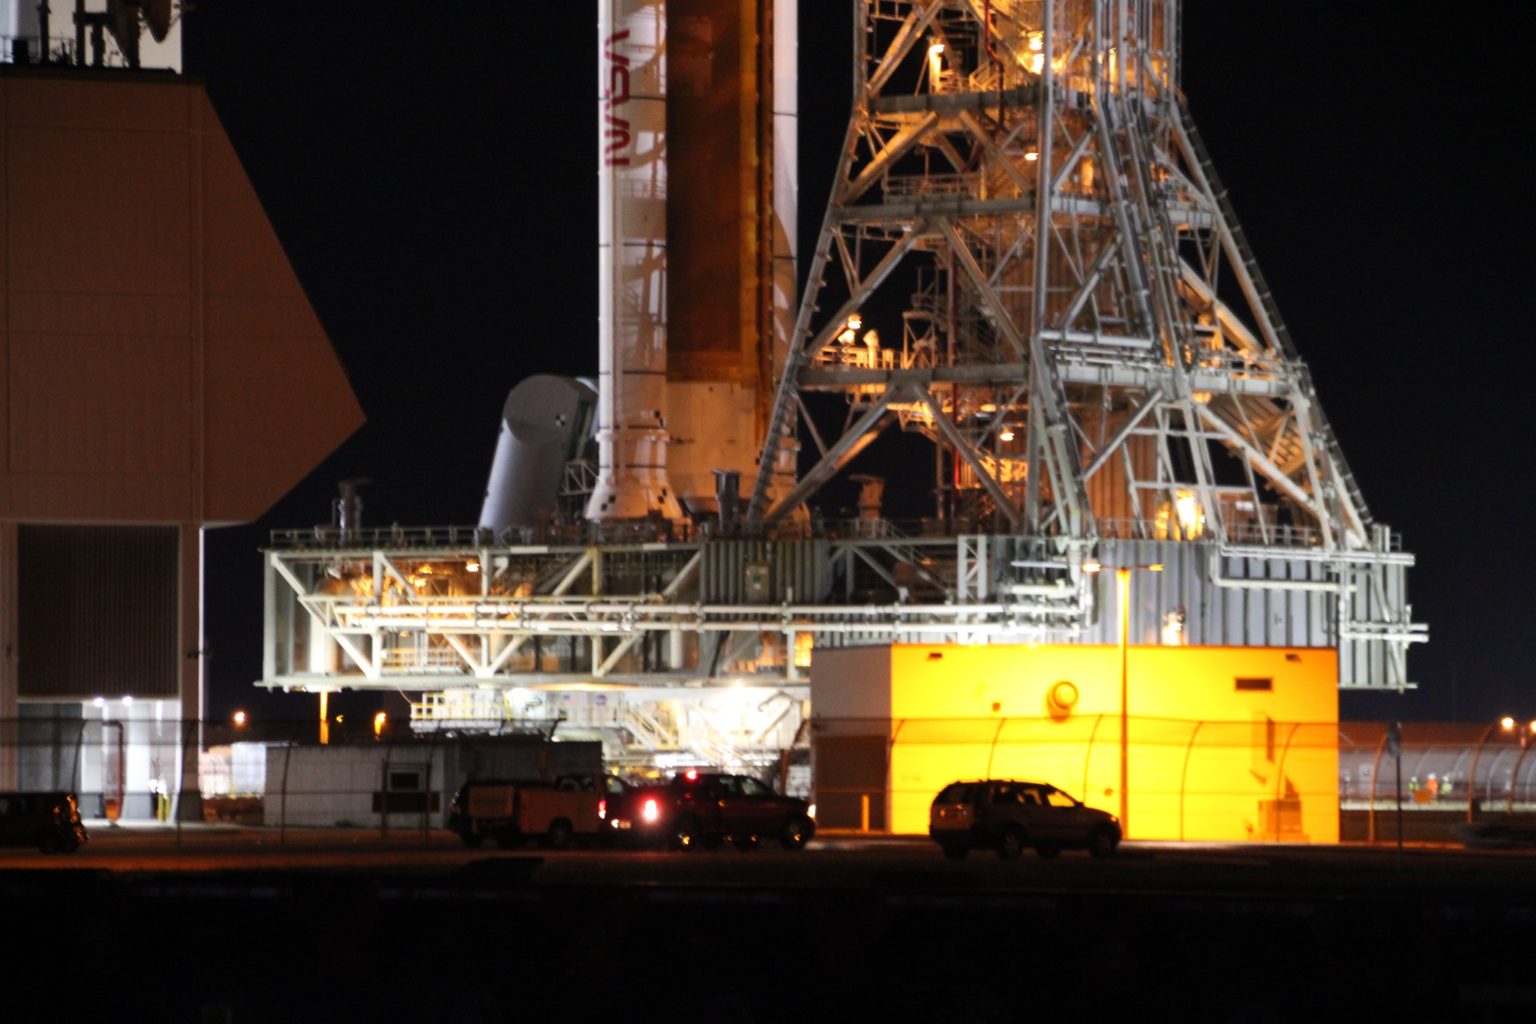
[16,525,179,697]
[701,538,832,603]
[1085,539,1335,650]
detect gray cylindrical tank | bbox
[479,376,598,534]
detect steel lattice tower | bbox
[753,0,1360,544]
[740,0,1419,683]
[257,1,1423,764]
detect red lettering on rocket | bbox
[603,31,632,166]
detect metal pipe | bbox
[1207,553,1346,593]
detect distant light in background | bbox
[465,560,480,573]
[233,710,248,728]
[373,711,388,739]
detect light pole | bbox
[1084,559,1163,835]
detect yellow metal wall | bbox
[879,644,1338,841]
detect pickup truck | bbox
[448,775,612,849]
[609,770,815,851]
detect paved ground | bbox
[6,825,1535,1022]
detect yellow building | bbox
[810,643,1338,842]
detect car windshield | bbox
[935,783,973,804]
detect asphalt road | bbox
[6,825,1535,1022]
[8,821,1536,892]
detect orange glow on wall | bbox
[812,643,1338,842]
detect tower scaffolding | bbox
[258,1,1424,769]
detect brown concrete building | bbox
[0,65,362,804]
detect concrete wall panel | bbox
[9,332,190,475]
[0,71,362,526]
[7,126,191,295]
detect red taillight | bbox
[598,798,608,820]
[685,769,698,781]
[642,797,660,823]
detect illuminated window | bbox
[1235,677,1273,692]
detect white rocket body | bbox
[590,0,681,522]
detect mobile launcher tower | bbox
[261,1,1424,782]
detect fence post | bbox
[380,739,393,839]
[175,713,208,832]
[984,717,1007,779]
[422,733,435,840]
[1466,723,1497,823]
[1178,720,1205,841]
[882,718,908,836]
[280,742,294,845]
[1509,741,1532,816]
[70,719,88,796]
[1367,729,1388,844]
[1082,713,1105,812]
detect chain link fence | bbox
[813,713,1340,840]
[0,717,601,838]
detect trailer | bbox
[447,775,608,849]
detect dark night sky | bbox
[180,3,1533,726]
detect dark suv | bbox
[0,791,89,853]
[929,780,1119,860]
[612,771,815,851]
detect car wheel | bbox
[732,834,760,851]
[1089,826,1119,858]
[780,815,814,850]
[673,816,701,850]
[546,819,574,850]
[940,843,969,861]
[997,828,1026,860]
